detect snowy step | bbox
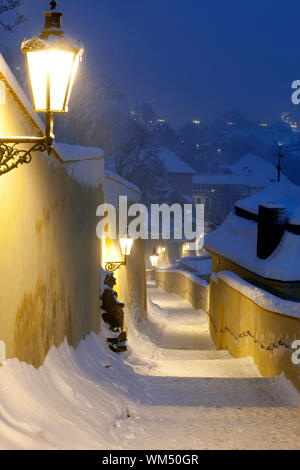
[159,349,234,361]
[132,357,261,378]
[135,375,300,408]
[144,321,216,350]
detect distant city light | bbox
[193,120,201,125]
[217,148,221,153]
[281,112,298,129]
[259,123,268,127]
[157,119,165,123]
[226,121,235,126]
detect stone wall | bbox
[0,64,104,368]
[209,273,300,392]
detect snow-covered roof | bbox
[55,143,104,162]
[231,153,285,178]
[205,212,300,281]
[235,182,300,225]
[205,182,300,281]
[158,147,196,174]
[194,153,290,188]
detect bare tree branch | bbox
[0,1,26,32]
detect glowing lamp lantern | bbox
[120,237,134,257]
[150,249,159,268]
[21,9,83,115]
[0,2,83,175]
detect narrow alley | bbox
[0,282,299,450]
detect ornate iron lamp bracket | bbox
[105,261,126,273]
[0,113,54,176]
[0,138,49,176]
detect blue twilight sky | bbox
[1,0,300,127]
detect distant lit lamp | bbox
[0,1,83,175]
[105,237,134,272]
[120,237,134,256]
[183,244,190,253]
[150,249,159,268]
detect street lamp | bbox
[120,237,134,257]
[150,249,159,268]
[0,1,83,176]
[105,237,134,272]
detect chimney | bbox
[257,203,286,259]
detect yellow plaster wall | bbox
[101,238,147,323]
[101,174,147,323]
[208,277,300,392]
[0,79,104,367]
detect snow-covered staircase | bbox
[139,284,261,378]
[0,282,299,450]
[116,283,300,449]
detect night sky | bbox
[1,0,300,127]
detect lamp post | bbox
[105,237,134,272]
[0,1,83,176]
[277,143,283,183]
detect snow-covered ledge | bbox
[157,267,208,287]
[212,271,300,320]
[209,270,300,393]
[156,267,209,311]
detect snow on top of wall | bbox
[157,267,209,287]
[235,182,300,224]
[55,143,104,162]
[212,270,300,319]
[158,147,196,174]
[205,212,300,281]
[194,154,290,188]
[105,169,142,195]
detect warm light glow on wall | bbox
[0,81,5,105]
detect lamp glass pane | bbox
[150,255,159,267]
[26,51,48,111]
[120,238,133,256]
[49,50,75,111]
[65,54,80,111]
